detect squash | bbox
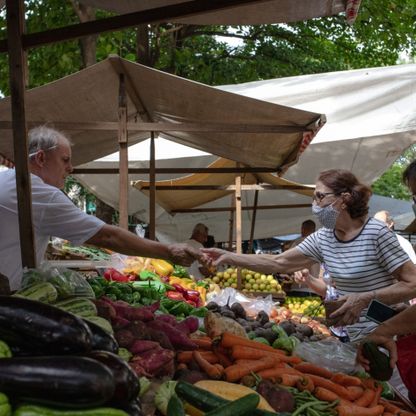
[193,381,274,412]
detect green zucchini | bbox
[53,297,97,318]
[0,341,11,358]
[0,392,11,416]
[205,394,260,416]
[175,382,281,416]
[14,282,58,304]
[167,395,185,416]
[13,404,129,416]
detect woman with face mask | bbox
[202,169,416,343]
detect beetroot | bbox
[147,320,197,350]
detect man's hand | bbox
[293,269,311,285]
[357,333,398,370]
[201,248,231,268]
[330,293,370,326]
[168,243,201,266]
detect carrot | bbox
[224,355,276,382]
[177,350,219,364]
[331,373,363,387]
[192,350,223,379]
[337,404,384,416]
[382,413,396,416]
[314,387,352,406]
[256,365,300,382]
[230,345,300,364]
[369,385,383,408]
[296,375,314,392]
[362,378,378,390]
[276,373,303,387]
[192,337,213,350]
[379,399,404,415]
[346,386,365,401]
[355,389,376,407]
[305,374,353,401]
[221,332,285,353]
[213,349,233,368]
[294,362,334,379]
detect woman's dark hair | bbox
[317,169,372,219]
[402,161,416,186]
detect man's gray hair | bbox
[192,223,208,236]
[28,126,71,158]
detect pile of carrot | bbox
[175,331,416,416]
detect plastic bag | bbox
[294,338,363,374]
[208,287,275,317]
[22,263,95,299]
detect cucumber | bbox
[54,297,97,318]
[167,395,185,416]
[205,394,260,416]
[13,404,128,416]
[175,382,281,416]
[14,282,58,304]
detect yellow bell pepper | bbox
[150,259,174,276]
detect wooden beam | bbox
[235,168,242,290]
[248,189,259,253]
[6,0,36,268]
[149,133,156,240]
[0,0,270,53]
[172,204,311,213]
[0,120,307,133]
[228,195,235,251]
[73,167,279,174]
[138,184,312,191]
[118,74,129,230]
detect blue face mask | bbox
[312,201,340,229]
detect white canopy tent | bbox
[74,63,416,242]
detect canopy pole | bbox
[118,74,129,230]
[7,0,36,269]
[248,189,259,253]
[235,164,242,290]
[149,132,156,240]
[228,194,234,250]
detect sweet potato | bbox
[148,320,197,350]
[176,316,199,334]
[155,314,178,327]
[131,347,175,375]
[147,327,174,350]
[114,328,135,348]
[130,340,160,354]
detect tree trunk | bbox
[136,24,151,66]
[70,1,97,68]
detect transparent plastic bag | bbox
[294,338,363,374]
[22,263,95,299]
[208,287,275,317]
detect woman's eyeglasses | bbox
[312,192,337,203]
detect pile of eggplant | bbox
[0,296,142,415]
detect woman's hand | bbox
[329,293,371,326]
[293,269,312,285]
[357,333,398,370]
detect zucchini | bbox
[175,382,280,416]
[362,342,393,381]
[0,392,11,416]
[54,297,97,318]
[82,319,118,353]
[0,296,92,355]
[205,394,260,416]
[14,282,58,304]
[167,395,185,416]
[86,351,140,406]
[0,356,114,408]
[0,340,12,358]
[13,404,128,416]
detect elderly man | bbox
[0,126,200,292]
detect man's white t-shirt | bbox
[0,169,104,290]
[183,238,204,280]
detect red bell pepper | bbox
[103,268,130,282]
[171,283,187,294]
[166,291,185,302]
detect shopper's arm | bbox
[331,261,416,326]
[86,224,199,266]
[201,247,315,274]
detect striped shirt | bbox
[297,218,410,342]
